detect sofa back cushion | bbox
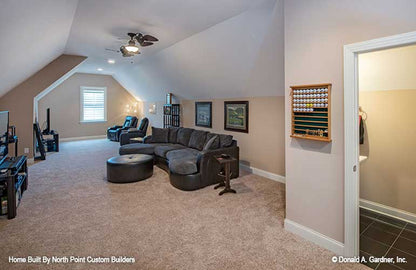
[212,133,233,148]
[151,127,169,143]
[203,133,220,150]
[188,130,208,150]
[177,128,194,146]
[168,127,180,143]
[203,134,219,150]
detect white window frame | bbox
[80,86,107,123]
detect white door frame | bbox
[343,31,416,257]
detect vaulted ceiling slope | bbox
[113,0,284,101]
[0,0,78,97]
[0,0,283,101]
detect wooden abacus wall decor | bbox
[290,83,332,142]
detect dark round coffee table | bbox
[107,154,153,183]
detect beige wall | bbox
[359,45,416,92]
[0,54,86,157]
[38,73,140,139]
[284,0,416,243]
[181,97,285,176]
[141,101,166,130]
[360,90,416,214]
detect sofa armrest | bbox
[119,126,131,131]
[108,125,122,131]
[143,135,152,144]
[119,130,147,145]
[196,146,239,186]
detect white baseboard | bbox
[284,219,344,255]
[239,163,285,183]
[360,199,416,225]
[60,135,106,142]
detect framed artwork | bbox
[195,102,212,128]
[224,101,249,133]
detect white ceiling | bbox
[0,0,78,97]
[67,0,272,72]
[0,0,282,100]
[114,0,283,101]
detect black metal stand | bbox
[34,122,59,160]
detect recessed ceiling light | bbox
[107,59,115,64]
[97,68,103,71]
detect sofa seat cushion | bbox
[168,158,198,175]
[154,144,186,158]
[165,148,200,161]
[165,148,201,175]
[119,143,168,155]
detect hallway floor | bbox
[360,208,416,270]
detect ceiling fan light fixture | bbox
[125,45,139,53]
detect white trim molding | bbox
[33,59,86,122]
[60,135,106,142]
[284,219,344,255]
[360,199,416,225]
[239,163,285,183]
[343,31,416,257]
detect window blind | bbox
[81,88,106,122]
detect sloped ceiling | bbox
[0,0,78,97]
[0,0,283,101]
[115,0,283,101]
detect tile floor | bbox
[360,208,416,270]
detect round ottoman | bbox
[107,154,153,183]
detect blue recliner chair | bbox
[107,116,138,142]
[119,117,149,145]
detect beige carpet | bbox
[0,139,366,270]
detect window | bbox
[80,87,107,122]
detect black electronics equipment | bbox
[0,111,9,165]
[42,108,51,135]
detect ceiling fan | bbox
[106,32,159,57]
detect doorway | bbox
[358,44,416,269]
[343,31,416,258]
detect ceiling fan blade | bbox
[135,34,144,44]
[143,35,158,42]
[105,48,119,52]
[140,41,154,47]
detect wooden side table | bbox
[214,155,236,195]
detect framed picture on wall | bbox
[224,101,249,133]
[195,102,212,128]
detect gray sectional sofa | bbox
[119,127,239,191]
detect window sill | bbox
[80,120,107,124]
